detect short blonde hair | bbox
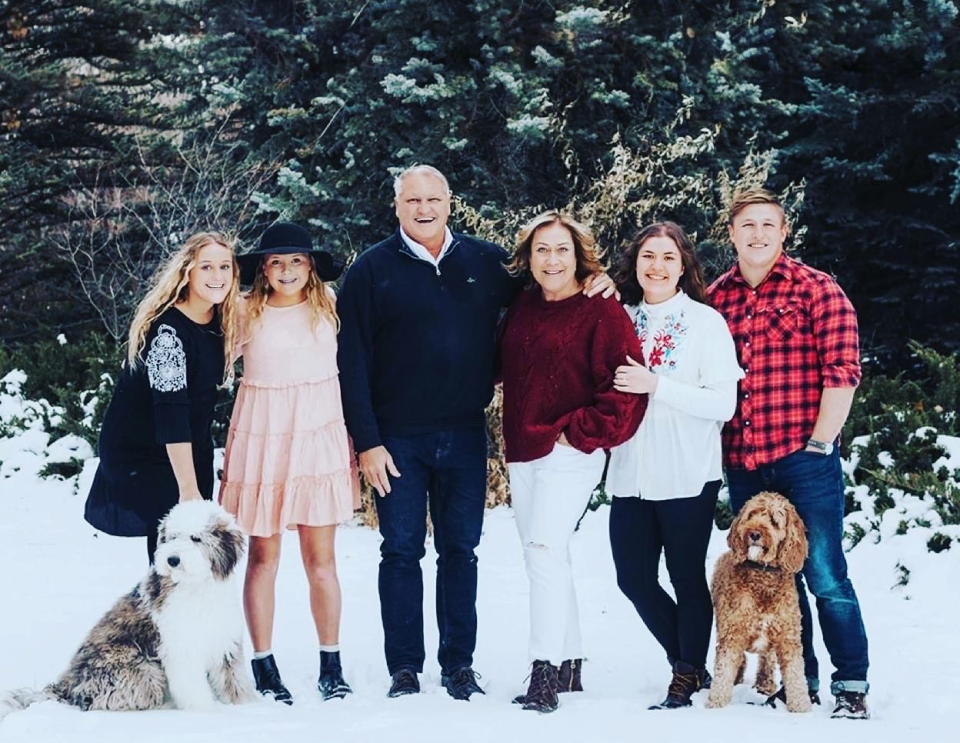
[728,188,790,233]
[507,211,604,284]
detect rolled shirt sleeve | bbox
[811,280,862,388]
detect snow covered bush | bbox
[842,343,960,555]
[0,369,94,493]
[0,331,121,450]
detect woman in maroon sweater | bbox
[499,211,647,713]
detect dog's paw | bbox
[234,686,259,705]
[172,695,218,712]
[787,697,813,713]
[705,696,727,710]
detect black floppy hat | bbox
[237,222,344,285]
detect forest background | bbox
[1,0,958,527]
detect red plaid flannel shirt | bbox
[708,253,861,470]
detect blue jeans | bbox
[374,428,488,676]
[726,449,870,696]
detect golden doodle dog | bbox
[706,491,811,713]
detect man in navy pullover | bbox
[337,165,611,700]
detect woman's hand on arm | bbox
[614,355,658,395]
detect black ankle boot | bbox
[513,660,559,713]
[251,654,293,705]
[649,660,706,710]
[558,659,583,693]
[318,650,353,701]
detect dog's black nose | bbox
[167,555,180,568]
[748,531,761,542]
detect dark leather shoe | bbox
[698,668,712,689]
[831,690,869,719]
[387,668,420,698]
[649,661,707,710]
[252,655,293,705]
[558,659,583,693]
[515,660,559,713]
[318,650,353,701]
[441,667,485,700]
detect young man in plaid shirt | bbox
[708,189,870,719]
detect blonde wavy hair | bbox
[506,210,604,285]
[126,232,240,382]
[245,254,339,333]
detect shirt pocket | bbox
[758,302,802,342]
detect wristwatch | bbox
[806,438,834,455]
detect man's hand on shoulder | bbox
[582,271,619,300]
[359,445,401,497]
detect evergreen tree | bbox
[1,0,957,364]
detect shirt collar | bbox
[641,289,687,318]
[399,226,453,265]
[723,251,796,289]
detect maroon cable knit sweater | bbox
[498,287,648,463]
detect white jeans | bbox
[508,444,606,665]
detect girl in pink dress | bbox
[220,222,360,704]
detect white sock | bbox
[254,649,273,660]
[319,644,340,653]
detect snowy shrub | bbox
[841,343,960,553]
[0,331,122,449]
[927,532,953,553]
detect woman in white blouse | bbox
[607,222,743,710]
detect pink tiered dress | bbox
[219,299,360,537]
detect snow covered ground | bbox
[1,373,959,742]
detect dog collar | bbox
[743,560,782,573]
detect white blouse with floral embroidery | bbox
[607,291,745,500]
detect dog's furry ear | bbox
[210,516,246,581]
[779,502,808,574]
[726,506,747,558]
[157,515,169,544]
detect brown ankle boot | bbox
[513,660,559,713]
[558,659,583,693]
[648,661,706,710]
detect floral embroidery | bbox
[634,308,689,372]
[146,324,187,392]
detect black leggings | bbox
[609,480,720,669]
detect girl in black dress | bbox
[85,232,240,563]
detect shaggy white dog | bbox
[1,500,256,719]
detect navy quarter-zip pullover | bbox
[337,229,522,452]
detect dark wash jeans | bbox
[609,480,721,670]
[726,448,870,695]
[374,428,488,676]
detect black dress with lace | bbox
[84,307,224,537]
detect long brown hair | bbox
[127,232,240,382]
[506,210,604,285]
[613,222,707,306]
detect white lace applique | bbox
[146,324,187,392]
